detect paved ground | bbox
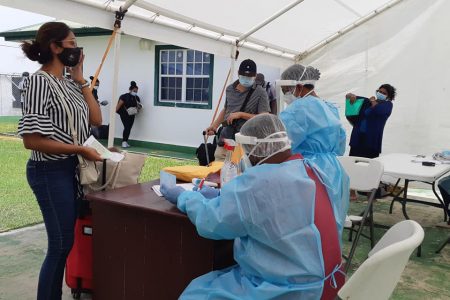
[0,224,91,300]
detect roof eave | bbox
[0,27,113,41]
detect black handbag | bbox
[218,87,255,146]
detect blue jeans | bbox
[27,156,80,300]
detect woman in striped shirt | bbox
[19,22,102,300]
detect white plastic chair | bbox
[338,156,384,271]
[338,220,424,300]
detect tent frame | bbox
[296,0,405,61]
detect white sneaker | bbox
[122,141,130,148]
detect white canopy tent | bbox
[1,0,449,155]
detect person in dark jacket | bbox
[116,81,141,148]
[346,83,396,199]
[90,75,100,102]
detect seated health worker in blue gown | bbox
[161,114,347,300]
[278,64,349,244]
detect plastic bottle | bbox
[221,140,238,186]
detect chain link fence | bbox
[0,73,23,135]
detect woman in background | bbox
[347,84,396,158]
[116,81,141,148]
[346,83,396,200]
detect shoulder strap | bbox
[37,71,80,146]
[239,87,256,112]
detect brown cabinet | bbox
[87,180,234,300]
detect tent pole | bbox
[121,0,138,12]
[107,29,121,148]
[237,0,305,43]
[333,0,362,17]
[69,0,297,60]
[134,0,297,58]
[296,0,405,61]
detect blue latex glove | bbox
[160,184,185,204]
[193,185,220,199]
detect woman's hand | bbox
[69,51,85,84]
[227,112,242,125]
[346,93,357,104]
[80,146,102,161]
[369,96,378,107]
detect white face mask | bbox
[283,91,296,105]
[130,91,137,96]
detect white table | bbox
[376,153,450,222]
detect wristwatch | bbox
[79,79,90,89]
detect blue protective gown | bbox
[280,95,349,244]
[177,159,341,300]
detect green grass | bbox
[0,137,41,232]
[0,116,20,135]
[0,134,193,232]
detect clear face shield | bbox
[235,131,291,172]
[276,79,317,105]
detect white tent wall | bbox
[302,0,450,155]
[79,35,281,147]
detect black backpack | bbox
[196,143,216,166]
[196,129,222,166]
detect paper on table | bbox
[152,183,195,197]
[83,135,124,162]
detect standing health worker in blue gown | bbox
[278,64,349,244]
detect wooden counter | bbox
[86,180,234,300]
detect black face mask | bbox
[57,47,82,67]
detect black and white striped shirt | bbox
[18,71,90,161]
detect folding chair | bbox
[436,176,450,253]
[338,156,384,272]
[338,220,424,300]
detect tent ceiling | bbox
[117,0,397,55]
[0,0,400,64]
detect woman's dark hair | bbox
[21,22,71,65]
[90,76,100,84]
[379,83,397,100]
[129,81,138,91]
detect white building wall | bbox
[79,35,281,148]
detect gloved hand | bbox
[160,184,185,204]
[193,185,220,199]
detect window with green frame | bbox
[154,45,214,109]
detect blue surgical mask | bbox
[239,75,255,88]
[376,91,387,101]
[130,91,137,96]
